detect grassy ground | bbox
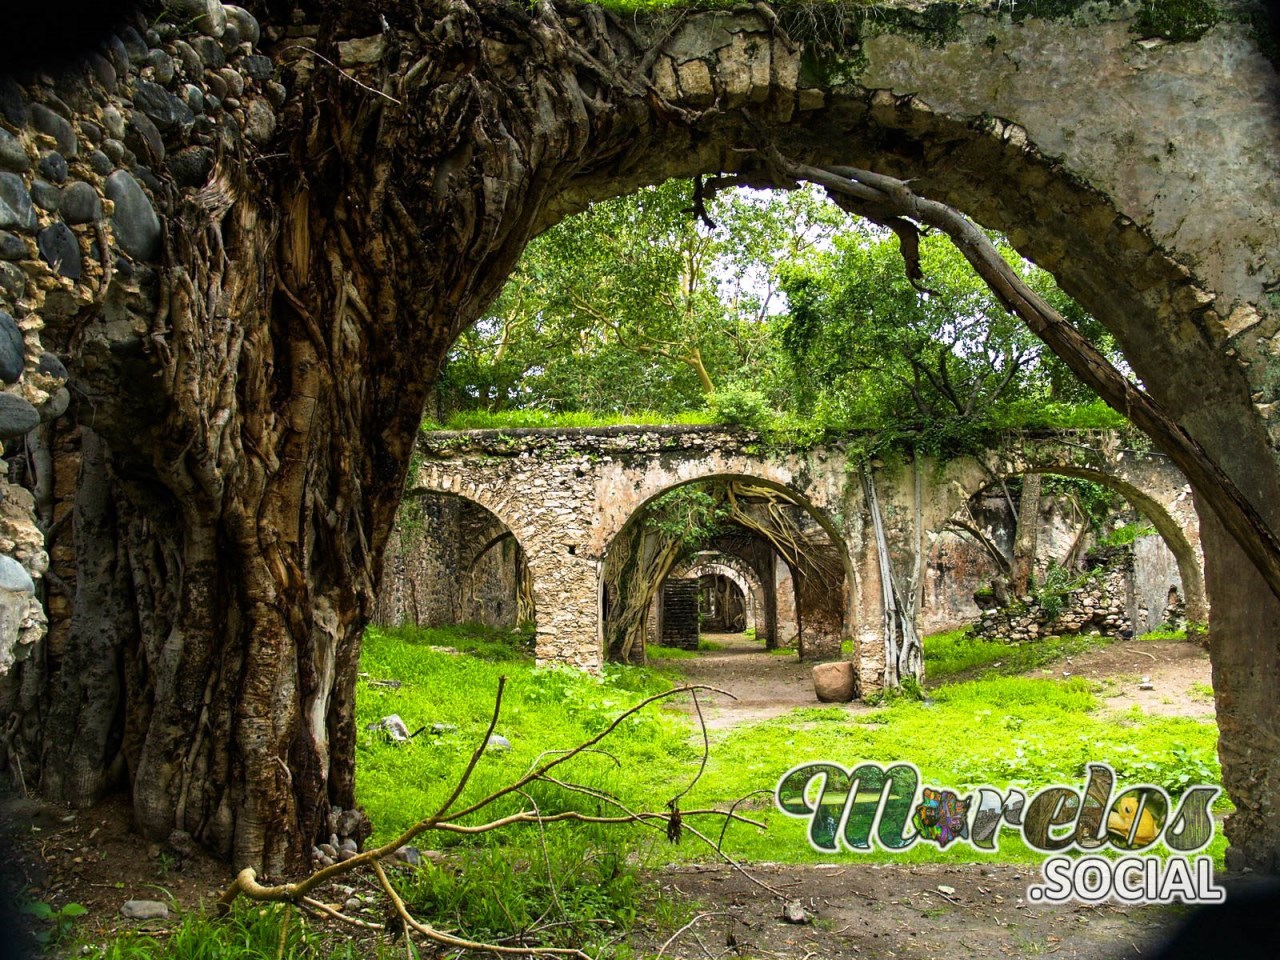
[356,625,1222,866]
[84,623,1223,958]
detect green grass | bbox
[647,644,699,659]
[681,673,1225,866]
[923,627,1113,684]
[425,408,717,431]
[1189,682,1215,703]
[356,625,1222,871]
[1137,625,1188,641]
[85,621,1226,957]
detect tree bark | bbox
[1011,474,1042,596]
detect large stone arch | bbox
[934,434,1207,629]
[3,1,1278,875]
[406,464,596,668]
[599,471,857,662]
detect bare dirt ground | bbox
[633,862,1189,960]
[665,633,871,729]
[1040,639,1214,720]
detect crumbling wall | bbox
[974,550,1134,642]
[1131,533,1185,632]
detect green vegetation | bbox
[426,408,716,432]
[1097,520,1158,548]
[923,627,1113,683]
[88,903,380,960]
[646,644,700,659]
[21,899,88,949]
[1138,625,1189,641]
[436,179,1128,456]
[86,622,1222,957]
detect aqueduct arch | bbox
[600,469,855,662]
[675,554,766,632]
[0,1,1276,874]
[934,432,1208,628]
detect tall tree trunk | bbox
[1011,474,1042,596]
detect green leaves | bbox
[440,178,1125,459]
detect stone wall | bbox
[0,2,280,676]
[405,425,1204,685]
[974,550,1134,642]
[375,492,527,630]
[375,495,462,627]
[1130,533,1185,633]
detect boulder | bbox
[120,899,168,920]
[812,661,856,703]
[365,714,410,741]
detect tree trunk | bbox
[1202,509,1280,872]
[1011,474,1042,596]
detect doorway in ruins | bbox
[376,491,535,645]
[929,469,1205,643]
[599,475,853,681]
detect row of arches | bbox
[383,438,1205,692]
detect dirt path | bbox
[1041,639,1214,720]
[667,634,1215,730]
[663,633,870,730]
[635,862,1193,960]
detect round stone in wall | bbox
[0,554,35,594]
[0,232,26,261]
[0,262,23,298]
[0,311,24,384]
[37,151,67,184]
[29,179,60,213]
[37,223,81,279]
[60,182,102,224]
[40,386,70,421]
[131,80,194,132]
[36,352,66,382]
[224,5,261,45]
[0,393,39,439]
[0,130,28,173]
[30,104,77,158]
[104,170,161,260]
[0,174,36,232]
[0,78,28,127]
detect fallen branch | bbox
[217,681,774,959]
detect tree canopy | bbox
[434,178,1125,453]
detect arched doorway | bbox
[376,491,535,634]
[599,475,854,669]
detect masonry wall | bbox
[375,492,526,630]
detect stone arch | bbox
[936,436,1207,630]
[674,554,765,632]
[14,0,1280,876]
[378,481,538,632]
[600,472,860,663]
